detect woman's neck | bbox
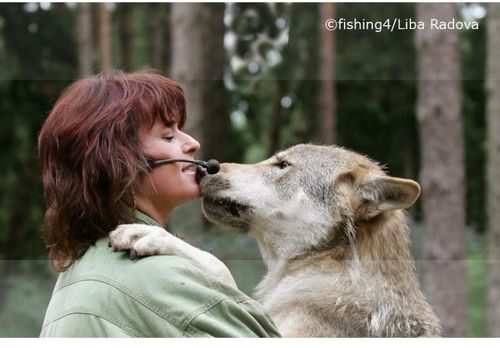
[135,198,171,226]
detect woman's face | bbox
[135,120,201,224]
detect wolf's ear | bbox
[353,167,420,219]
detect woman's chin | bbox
[180,186,202,202]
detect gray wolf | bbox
[110,144,442,337]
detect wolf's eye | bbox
[275,160,290,169]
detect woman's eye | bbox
[275,160,290,169]
[162,135,174,142]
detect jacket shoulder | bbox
[44,238,278,337]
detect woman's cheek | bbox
[142,140,172,159]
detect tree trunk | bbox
[98,3,112,72]
[170,4,228,228]
[415,3,467,337]
[317,2,337,144]
[147,3,164,70]
[118,4,133,71]
[170,3,228,161]
[77,3,93,77]
[486,2,500,338]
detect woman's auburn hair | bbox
[38,70,186,272]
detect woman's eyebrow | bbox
[156,123,174,133]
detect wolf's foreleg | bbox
[109,224,237,288]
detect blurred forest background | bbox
[0,1,499,338]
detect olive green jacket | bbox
[40,211,280,337]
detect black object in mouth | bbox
[147,157,220,174]
[196,165,208,184]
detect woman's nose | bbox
[182,132,201,155]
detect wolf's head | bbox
[200,144,420,260]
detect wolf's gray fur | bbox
[110,144,442,337]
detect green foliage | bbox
[335,3,418,178]
[0,3,76,80]
[0,4,75,259]
[226,3,300,156]
[461,21,486,234]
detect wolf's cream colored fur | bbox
[109,144,441,337]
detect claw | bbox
[130,249,137,260]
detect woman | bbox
[38,70,280,337]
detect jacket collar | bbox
[135,209,162,227]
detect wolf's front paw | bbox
[109,224,172,259]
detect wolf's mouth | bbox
[201,194,251,230]
[206,196,249,218]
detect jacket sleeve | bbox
[184,297,282,337]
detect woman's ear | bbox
[353,167,421,219]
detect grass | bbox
[0,261,57,337]
[466,233,486,337]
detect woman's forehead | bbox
[142,119,178,135]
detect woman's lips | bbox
[182,163,196,174]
